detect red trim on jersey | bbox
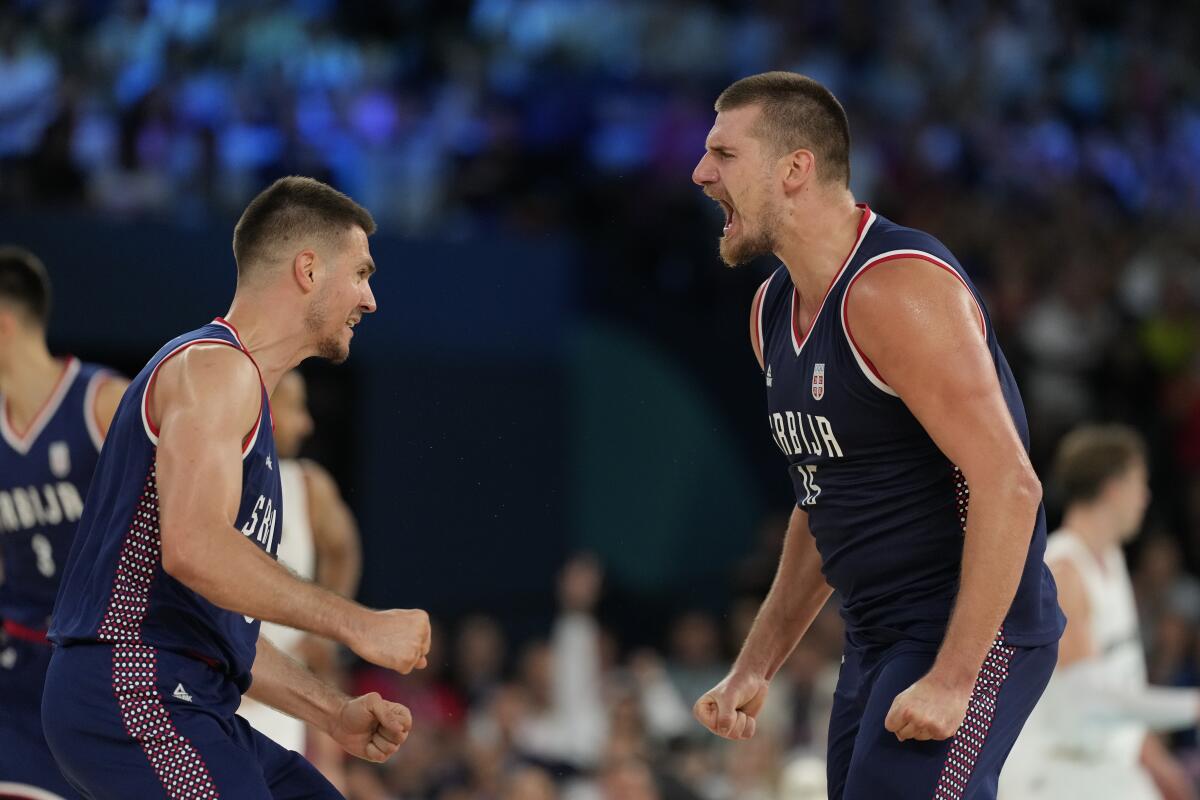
[212,317,273,433]
[842,253,987,387]
[2,619,48,645]
[750,277,770,364]
[142,339,239,438]
[790,205,872,352]
[2,356,76,443]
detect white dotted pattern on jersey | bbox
[933,632,1016,799]
[97,461,221,798]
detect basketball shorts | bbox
[0,628,82,799]
[41,643,342,800]
[827,632,1057,800]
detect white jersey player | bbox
[239,371,362,774]
[1000,425,1198,800]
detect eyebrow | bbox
[707,143,735,156]
[362,259,376,276]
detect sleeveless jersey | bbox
[0,357,112,630]
[49,319,282,692]
[238,457,314,751]
[1040,531,1147,758]
[756,205,1062,647]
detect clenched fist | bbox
[330,691,412,763]
[884,673,972,741]
[693,671,769,740]
[348,608,431,675]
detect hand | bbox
[348,609,431,675]
[884,672,972,741]
[693,671,769,740]
[329,691,412,763]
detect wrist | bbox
[927,657,980,692]
[340,604,373,650]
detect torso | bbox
[48,319,281,692]
[0,357,111,632]
[757,205,1062,647]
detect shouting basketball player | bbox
[690,72,1064,799]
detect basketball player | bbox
[999,426,1199,800]
[238,369,362,782]
[43,176,431,799]
[689,72,1063,799]
[0,247,128,799]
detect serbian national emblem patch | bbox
[812,363,825,401]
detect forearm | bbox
[246,635,347,733]
[934,478,1040,686]
[735,507,832,680]
[1056,661,1200,731]
[164,524,366,645]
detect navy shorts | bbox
[0,630,81,799]
[827,632,1057,800]
[41,643,342,800]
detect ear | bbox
[781,148,817,194]
[292,250,318,294]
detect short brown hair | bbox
[715,71,851,186]
[0,246,51,327]
[1053,424,1147,507]
[232,176,376,279]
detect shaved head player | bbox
[44,177,431,799]
[689,72,1064,800]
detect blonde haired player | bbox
[239,369,362,783]
[1000,425,1198,800]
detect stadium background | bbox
[4,1,1200,797]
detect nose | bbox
[361,280,377,314]
[692,152,716,187]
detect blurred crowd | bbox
[6,0,1200,796]
[326,551,844,800]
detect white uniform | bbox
[237,459,315,753]
[1000,529,1186,800]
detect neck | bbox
[223,291,314,394]
[1061,505,1122,555]
[0,335,65,430]
[775,187,862,314]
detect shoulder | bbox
[152,342,261,427]
[844,246,983,339]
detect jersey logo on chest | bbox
[812,363,825,401]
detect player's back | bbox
[49,318,282,692]
[756,206,1062,648]
[0,357,112,634]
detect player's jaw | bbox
[707,189,778,268]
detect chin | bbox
[317,336,350,365]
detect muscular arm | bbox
[847,259,1043,736]
[303,460,362,598]
[153,345,428,673]
[734,506,832,680]
[248,635,411,763]
[155,346,365,639]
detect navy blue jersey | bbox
[49,319,281,692]
[0,358,113,630]
[756,206,1062,648]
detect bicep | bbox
[154,349,262,543]
[845,260,1034,485]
